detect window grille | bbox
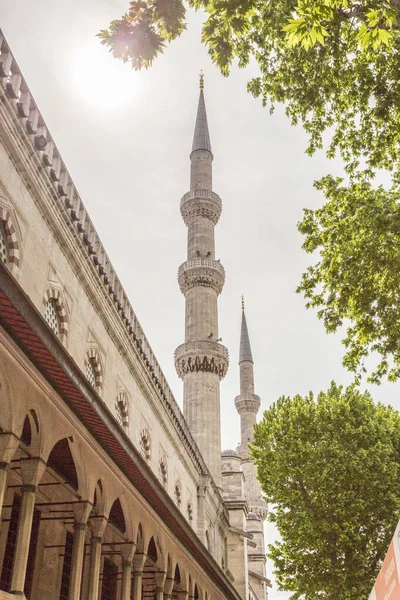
[187,502,193,523]
[86,358,97,388]
[158,457,168,487]
[174,482,182,508]
[140,429,151,462]
[0,221,8,265]
[44,299,60,336]
[115,393,129,429]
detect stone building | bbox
[0,30,270,600]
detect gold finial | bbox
[241,295,245,311]
[199,70,204,90]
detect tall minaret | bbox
[235,298,267,517]
[235,299,269,600]
[175,74,229,488]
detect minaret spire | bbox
[240,300,253,363]
[192,72,212,155]
[174,77,229,489]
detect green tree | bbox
[251,382,400,600]
[99,1,400,385]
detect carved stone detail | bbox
[180,189,222,225]
[178,259,225,295]
[174,341,229,380]
[234,394,261,415]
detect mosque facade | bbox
[0,29,269,600]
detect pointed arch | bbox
[0,205,20,273]
[84,348,103,390]
[174,564,181,585]
[147,536,158,563]
[19,409,41,454]
[136,523,145,553]
[115,390,129,430]
[47,438,78,491]
[43,286,69,339]
[108,497,126,534]
[92,479,106,515]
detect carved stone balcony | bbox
[174,340,229,380]
[180,189,222,225]
[234,394,261,415]
[178,259,225,295]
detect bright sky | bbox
[1,3,396,598]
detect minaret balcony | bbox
[178,259,225,295]
[234,394,261,415]
[180,189,222,225]
[174,340,229,380]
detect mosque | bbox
[0,28,270,600]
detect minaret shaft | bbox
[175,81,228,488]
[191,155,212,190]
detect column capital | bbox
[154,571,167,590]
[132,552,147,572]
[89,514,107,538]
[19,456,46,487]
[121,541,136,562]
[164,577,175,597]
[73,500,92,525]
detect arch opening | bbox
[47,438,78,491]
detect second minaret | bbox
[174,75,228,488]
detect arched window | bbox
[0,207,20,273]
[115,391,129,430]
[139,428,151,463]
[174,481,182,508]
[44,298,60,336]
[85,349,103,390]
[187,501,193,525]
[43,288,68,340]
[0,220,8,264]
[158,456,168,487]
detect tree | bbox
[251,382,400,600]
[98,1,400,385]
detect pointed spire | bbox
[239,298,253,363]
[192,72,212,154]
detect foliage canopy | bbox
[99,1,400,383]
[252,382,400,599]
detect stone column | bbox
[68,502,92,600]
[0,463,10,518]
[120,543,135,600]
[10,484,37,596]
[131,553,147,600]
[10,456,46,596]
[87,516,108,600]
[0,432,19,526]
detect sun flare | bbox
[71,41,137,110]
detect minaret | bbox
[235,299,269,600]
[174,74,229,488]
[235,298,266,517]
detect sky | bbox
[1,3,396,598]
